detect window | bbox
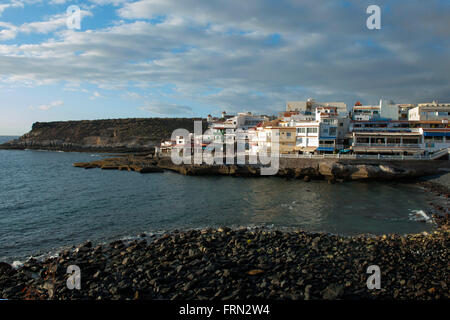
[307,138,318,145]
[297,127,306,134]
[371,137,385,144]
[286,132,291,137]
[329,127,337,136]
[356,137,369,144]
[403,138,419,144]
[387,138,401,144]
[296,137,303,145]
[307,127,318,134]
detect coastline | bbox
[1,148,448,300]
[1,216,448,300]
[72,153,450,182]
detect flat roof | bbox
[264,126,296,130]
[353,132,422,136]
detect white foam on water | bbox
[409,210,433,223]
[11,261,23,269]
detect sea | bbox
[0,136,437,263]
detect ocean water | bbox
[0,136,437,263]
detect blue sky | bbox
[0,0,449,135]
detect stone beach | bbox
[1,211,448,300]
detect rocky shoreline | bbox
[0,214,448,300]
[1,153,448,300]
[1,180,448,300]
[72,153,450,182]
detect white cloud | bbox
[140,101,193,115]
[0,1,24,17]
[90,91,103,99]
[0,0,449,114]
[29,100,64,111]
[0,22,18,40]
[89,0,130,6]
[49,0,68,4]
[0,9,92,40]
[123,91,143,99]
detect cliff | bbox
[0,118,207,152]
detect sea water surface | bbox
[0,136,437,263]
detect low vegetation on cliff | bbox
[0,118,207,152]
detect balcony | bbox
[353,143,419,148]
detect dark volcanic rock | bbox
[1,217,449,300]
[0,118,208,153]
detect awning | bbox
[317,147,335,152]
[423,131,450,137]
[295,146,317,152]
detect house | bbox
[351,99,399,121]
[351,130,424,155]
[349,117,449,155]
[159,139,176,154]
[286,98,348,118]
[294,121,320,154]
[408,101,450,121]
[251,119,296,155]
[398,104,416,120]
[209,112,268,147]
[290,106,347,154]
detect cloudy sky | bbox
[0,0,449,135]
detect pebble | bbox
[1,218,449,300]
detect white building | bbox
[209,112,268,144]
[352,99,399,121]
[408,101,450,121]
[286,98,348,118]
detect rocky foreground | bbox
[1,215,449,300]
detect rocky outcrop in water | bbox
[73,155,450,181]
[0,118,207,153]
[74,155,163,173]
[156,157,450,181]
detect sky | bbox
[0,0,449,135]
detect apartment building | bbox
[286,98,348,117]
[408,101,450,121]
[352,99,399,121]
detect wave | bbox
[409,210,434,223]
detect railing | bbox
[279,152,446,160]
[353,143,420,148]
[429,148,450,160]
[157,148,450,161]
